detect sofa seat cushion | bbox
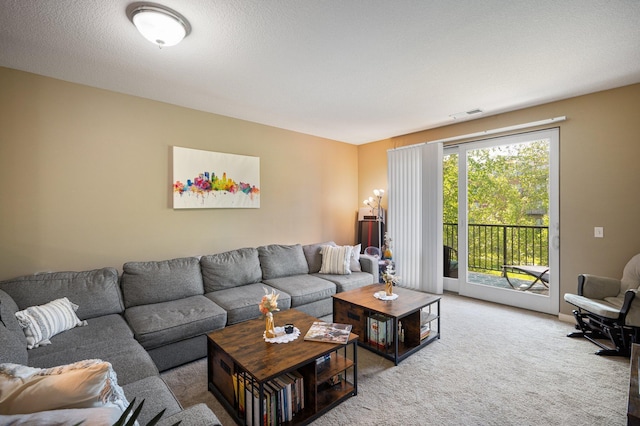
[0,268,123,320]
[293,298,333,320]
[201,248,262,292]
[121,257,204,308]
[314,271,374,293]
[263,275,336,307]
[124,295,226,350]
[146,335,207,373]
[157,403,222,426]
[205,284,292,325]
[564,293,621,319]
[122,375,182,425]
[258,244,309,279]
[26,315,157,386]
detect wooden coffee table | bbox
[207,309,358,425]
[333,283,440,365]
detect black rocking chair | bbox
[564,253,640,356]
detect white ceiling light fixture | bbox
[128,4,191,48]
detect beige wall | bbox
[2,66,639,317]
[0,67,358,280]
[358,83,640,316]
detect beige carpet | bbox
[161,293,630,425]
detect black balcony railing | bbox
[443,223,549,273]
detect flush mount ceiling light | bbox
[128,4,191,48]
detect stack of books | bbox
[233,370,304,425]
[420,307,437,340]
[420,324,431,340]
[315,353,332,372]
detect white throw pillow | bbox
[350,244,362,272]
[319,245,353,275]
[0,359,130,415]
[0,407,122,426]
[14,297,87,349]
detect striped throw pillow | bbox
[14,297,87,349]
[319,245,353,275]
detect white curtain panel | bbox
[387,142,443,294]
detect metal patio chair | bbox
[501,265,549,291]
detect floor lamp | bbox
[363,189,384,251]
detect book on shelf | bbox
[232,373,246,418]
[367,314,392,348]
[316,353,332,372]
[420,324,431,340]
[316,353,331,364]
[318,372,345,392]
[233,370,305,425]
[329,372,344,387]
[264,381,278,426]
[304,321,352,344]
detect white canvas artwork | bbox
[172,146,260,209]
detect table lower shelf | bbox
[358,331,440,364]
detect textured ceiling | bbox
[1,0,639,144]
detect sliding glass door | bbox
[444,129,559,314]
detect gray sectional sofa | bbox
[0,242,376,425]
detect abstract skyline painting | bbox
[173,146,260,209]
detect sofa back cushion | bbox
[200,248,262,292]
[258,244,309,280]
[0,322,28,365]
[0,289,28,364]
[0,289,24,338]
[121,257,203,308]
[0,268,123,320]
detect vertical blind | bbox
[387,142,443,294]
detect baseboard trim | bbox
[558,312,574,323]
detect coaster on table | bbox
[374,291,398,301]
[263,326,301,343]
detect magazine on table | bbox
[303,322,352,344]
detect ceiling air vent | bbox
[449,108,484,120]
